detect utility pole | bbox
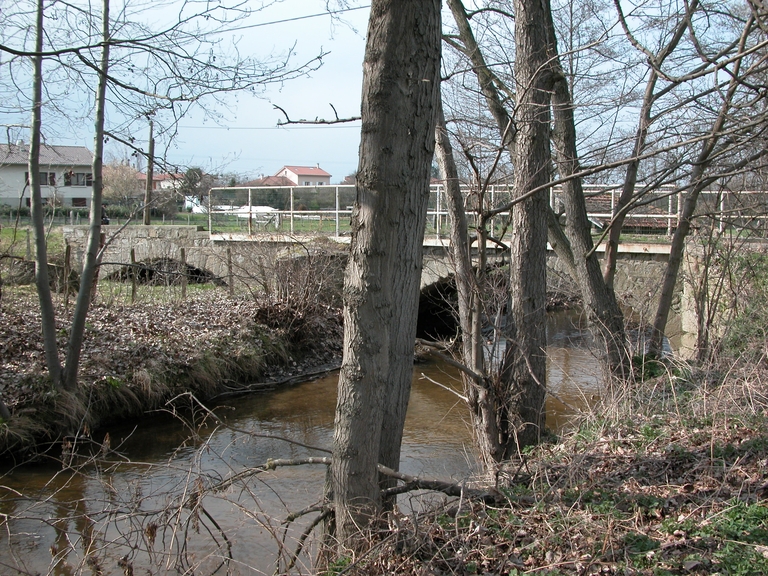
[143,119,154,225]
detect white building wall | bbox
[280,168,331,186]
[0,164,94,207]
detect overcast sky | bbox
[157,1,370,183]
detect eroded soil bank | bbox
[0,289,343,458]
[2,287,768,575]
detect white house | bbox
[275,165,332,186]
[0,142,94,207]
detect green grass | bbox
[648,502,768,575]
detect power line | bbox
[225,4,370,33]
[178,123,360,130]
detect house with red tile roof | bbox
[242,165,332,187]
[276,165,332,186]
[241,175,294,187]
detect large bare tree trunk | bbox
[445,0,574,276]
[544,6,629,378]
[496,0,552,454]
[331,0,441,547]
[29,0,63,389]
[446,0,548,458]
[62,0,111,391]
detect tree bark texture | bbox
[29,0,63,388]
[435,99,502,468]
[331,0,441,547]
[498,0,552,454]
[445,0,574,274]
[62,0,110,391]
[446,0,550,457]
[544,5,629,378]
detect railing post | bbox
[719,192,726,233]
[208,190,212,234]
[491,185,496,236]
[436,184,441,241]
[248,188,253,236]
[667,192,673,236]
[549,184,554,212]
[335,186,340,238]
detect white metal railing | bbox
[205,184,768,241]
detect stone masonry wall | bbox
[63,225,672,317]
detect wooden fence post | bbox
[130,248,137,304]
[90,232,105,302]
[181,247,187,300]
[227,246,234,297]
[64,244,71,310]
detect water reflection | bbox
[0,310,600,575]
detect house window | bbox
[64,171,92,186]
[318,182,324,186]
[304,181,311,186]
[72,197,87,207]
[25,197,49,207]
[24,172,56,185]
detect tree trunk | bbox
[331,0,441,548]
[446,0,548,457]
[435,98,502,467]
[602,72,657,291]
[496,0,552,454]
[62,0,110,391]
[544,7,629,378]
[648,18,751,356]
[29,0,63,388]
[603,0,698,290]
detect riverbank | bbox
[0,287,343,458]
[2,286,768,575]
[338,362,768,575]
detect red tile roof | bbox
[242,175,295,187]
[278,165,332,178]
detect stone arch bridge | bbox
[63,224,673,315]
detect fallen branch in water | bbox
[209,362,342,400]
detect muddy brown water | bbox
[0,310,601,575]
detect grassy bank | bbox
[0,286,343,458]
[335,358,768,575]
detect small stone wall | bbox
[63,225,294,285]
[62,225,673,320]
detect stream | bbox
[0,309,601,576]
